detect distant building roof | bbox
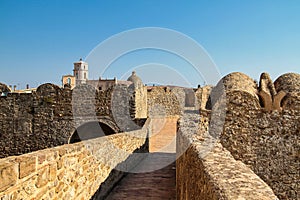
[62,74,75,77]
[117,80,132,86]
[127,71,143,88]
[74,58,87,64]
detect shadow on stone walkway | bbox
[105,153,176,200]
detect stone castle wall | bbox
[133,86,148,119]
[176,108,278,200]
[177,72,299,200]
[211,72,299,199]
[147,86,181,118]
[0,71,299,199]
[221,108,299,199]
[0,119,149,200]
[195,85,213,110]
[0,83,117,158]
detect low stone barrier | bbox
[0,119,150,200]
[176,109,278,200]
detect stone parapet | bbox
[0,119,149,200]
[0,82,116,158]
[176,108,278,200]
[221,108,300,199]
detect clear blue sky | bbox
[0,0,299,88]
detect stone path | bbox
[105,153,176,200]
[105,117,178,200]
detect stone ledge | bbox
[0,118,150,199]
[176,108,278,200]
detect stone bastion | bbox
[0,72,299,199]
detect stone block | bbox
[46,150,59,162]
[22,175,37,196]
[49,163,57,181]
[48,188,56,199]
[55,181,65,193]
[57,170,65,181]
[58,148,67,157]
[19,156,37,179]
[36,166,49,188]
[33,185,48,199]
[78,151,86,161]
[56,156,64,170]
[63,156,78,167]
[37,153,46,165]
[0,161,18,192]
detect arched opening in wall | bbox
[67,78,71,85]
[69,121,116,144]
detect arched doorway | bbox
[69,121,116,143]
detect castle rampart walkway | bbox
[105,153,176,200]
[105,117,178,199]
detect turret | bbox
[127,71,147,119]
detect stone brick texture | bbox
[0,120,149,200]
[0,71,299,199]
[147,86,181,118]
[213,72,299,199]
[0,83,129,158]
[274,73,300,110]
[177,108,278,200]
[220,74,300,199]
[177,72,299,200]
[221,106,299,199]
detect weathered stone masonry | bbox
[147,86,180,118]
[176,72,299,200]
[0,83,117,158]
[217,72,300,200]
[0,119,149,200]
[176,108,278,200]
[0,71,299,200]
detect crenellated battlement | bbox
[0,72,299,199]
[177,72,299,200]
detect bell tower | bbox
[73,58,88,85]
